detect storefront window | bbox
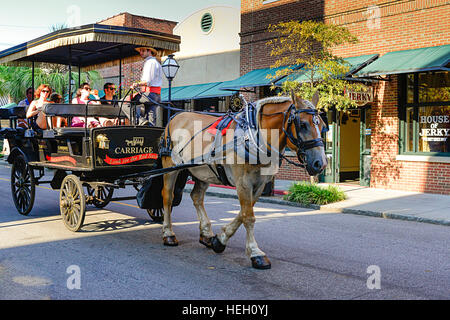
[417,106,450,152]
[418,72,450,103]
[401,71,450,155]
[407,74,414,104]
[406,107,414,152]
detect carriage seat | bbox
[10,106,27,118]
[0,106,26,119]
[0,127,26,138]
[0,108,10,119]
[43,103,127,118]
[45,127,90,138]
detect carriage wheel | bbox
[86,185,114,208]
[147,208,164,223]
[60,175,86,232]
[11,154,35,216]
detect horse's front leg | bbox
[211,177,271,269]
[240,193,271,270]
[243,177,272,269]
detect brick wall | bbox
[242,0,450,194]
[96,13,177,90]
[98,12,177,34]
[370,75,450,194]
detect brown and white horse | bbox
[159,92,327,269]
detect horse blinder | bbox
[286,106,324,165]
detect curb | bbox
[183,186,450,227]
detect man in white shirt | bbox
[131,47,162,126]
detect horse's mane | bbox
[253,95,316,125]
[254,96,291,122]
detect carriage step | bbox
[110,196,136,201]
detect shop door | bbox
[320,109,340,183]
[360,107,372,186]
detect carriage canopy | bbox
[0,23,180,67]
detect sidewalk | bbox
[184,179,450,226]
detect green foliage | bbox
[284,182,346,205]
[0,65,102,103]
[267,20,368,111]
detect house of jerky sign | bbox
[345,86,373,106]
[419,114,450,142]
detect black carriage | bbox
[0,24,183,231]
[1,103,169,231]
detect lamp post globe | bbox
[162,54,180,122]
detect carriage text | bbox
[114,146,153,154]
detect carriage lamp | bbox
[161,54,180,121]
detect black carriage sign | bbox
[93,127,163,168]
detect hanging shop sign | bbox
[345,86,373,106]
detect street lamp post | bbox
[161,54,180,122]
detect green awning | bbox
[220,65,302,91]
[161,82,232,102]
[193,81,235,99]
[275,54,379,84]
[161,86,188,102]
[357,45,450,77]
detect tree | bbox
[0,65,102,103]
[267,20,368,111]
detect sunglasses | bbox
[108,87,116,91]
[83,87,91,91]
[42,90,50,93]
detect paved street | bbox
[0,163,449,300]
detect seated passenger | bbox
[71,84,101,128]
[72,83,100,105]
[26,84,52,130]
[100,83,118,105]
[49,92,67,127]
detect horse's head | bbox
[285,91,328,176]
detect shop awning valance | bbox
[161,85,188,102]
[219,65,302,91]
[192,81,235,99]
[161,81,234,102]
[357,45,450,77]
[275,54,379,84]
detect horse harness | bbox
[159,100,325,185]
[270,103,325,167]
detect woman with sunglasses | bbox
[71,83,101,128]
[26,84,52,130]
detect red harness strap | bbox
[207,116,233,136]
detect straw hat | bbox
[135,46,158,56]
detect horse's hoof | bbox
[199,235,213,248]
[251,256,271,269]
[210,235,226,253]
[163,236,179,246]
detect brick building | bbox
[239,0,450,194]
[94,12,178,89]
